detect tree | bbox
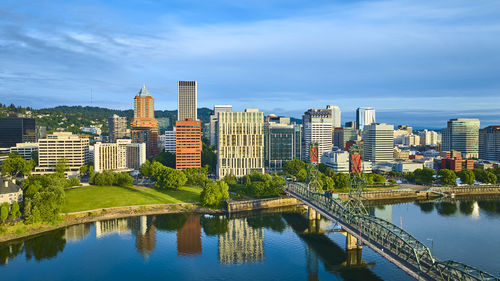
[0,203,9,222]
[334,173,349,189]
[200,181,229,207]
[93,171,116,186]
[114,172,134,187]
[223,174,237,187]
[364,173,374,185]
[323,177,335,191]
[79,165,88,176]
[458,170,475,185]
[55,158,68,175]
[296,169,307,182]
[201,143,216,173]
[438,169,457,186]
[372,174,386,184]
[152,151,176,168]
[408,168,435,185]
[1,153,35,178]
[283,159,306,176]
[153,164,187,189]
[9,201,21,219]
[139,160,152,178]
[67,177,80,187]
[183,167,210,187]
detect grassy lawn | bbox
[63,185,202,213]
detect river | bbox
[1,196,499,281]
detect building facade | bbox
[479,126,500,162]
[176,119,202,170]
[10,142,38,160]
[356,107,376,131]
[108,114,128,142]
[363,123,394,163]
[418,130,441,146]
[36,132,89,173]
[0,178,23,205]
[164,129,176,154]
[94,140,146,172]
[326,105,341,128]
[302,109,333,163]
[442,118,480,159]
[264,117,301,171]
[0,116,36,148]
[178,81,197,121]
[333,126,358,150]
[131,85,159,158]
[217,109,264,179]
[209,105,232,148]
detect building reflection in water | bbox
[177,214,202,256]
[370,205,393,223]
[218,218,264,264]
[64,224,91,242]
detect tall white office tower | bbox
[326,105,341,128]
[302,109,333,163]
[363,123,394,163]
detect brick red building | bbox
[440,156,474,172]
[175,118,201,170]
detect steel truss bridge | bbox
[285,182,499,281]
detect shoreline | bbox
[0,203,222,244]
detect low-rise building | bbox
[440,157,474,172]
[393,162,424,173]
[10,142,38,160]
[322,148,372,173]
[0,178,23,204]
[36,132,90,174]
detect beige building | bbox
[442,118,480,158]
[94,139,146,172]
[10,142,38,160]
[36,132,89,173]
[363,123,394,163]
[217,109,264,179]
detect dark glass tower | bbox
[0,117,36,148]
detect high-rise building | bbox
[93,139,146,172]
[479,126,500,161]
[176,118,202,170]
[442,118,480,158]
[131,85,159,158]
[217,109,264,179]
[0,116,36,148]
[333,126,358,150]
[36,132,89,174]
[264,116,301,171]
[209,105,232,148]
[108,114,128,142]
[164,128,176,154]
[418,130,441,146]
[302,109,333,163]
[363,123,394,163]
[178,81,197,121]
[326,105,341,128]
[356,107,376,130]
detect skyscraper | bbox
[363,123,394,163]
[302,109,333,163]
[108,114,127,143]
[217,109,264,179]
[356,107,376,130]
[264,116,301,171]
[442,118,480,158]
[326,105,341,128]
[209,105,232,148]
[131,85,159,158]
[0,116,36,148]
[479,126,500,161]
[178,81,197,121]
[176,118,202,170]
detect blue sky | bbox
[1,0,500,128]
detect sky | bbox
[1,0,500,128]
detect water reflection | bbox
[218,218,264,264]
[177,215,201,256]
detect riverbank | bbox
[0,202,220,244]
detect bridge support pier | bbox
[346,233,362,250]
[308,207,317,220]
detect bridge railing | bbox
[286,182,500,281]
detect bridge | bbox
[285,182,500,281]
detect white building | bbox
[363,123,394,163]
[356,107,376,130]
[0,178,23,205]
[403,134,421,146]
[418,130,441,146]
[10,143,38,160]
[165,128,176,154]
[209,105,232,148]
[94,139,146,172]
[81,125,102,135]
[322,148,349,173]
[217,109,264,179]
[326,105,341,128]
[393,162,424,173]
[36,132,90,174]
[302,109,333,162]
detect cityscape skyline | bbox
[1,1,500,127]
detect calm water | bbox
[1,197,499,281]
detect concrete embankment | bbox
[337,185,500,202]
[226,197,300,212]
